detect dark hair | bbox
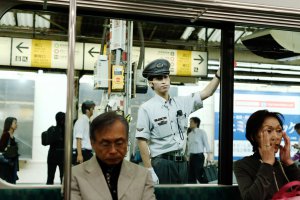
[55,112,65,126]
[148,76,154,81]
[246,110,284,152]
[90,111,129,141]
[295,123,300,131]
[81,100,95,114]
[190,117,201,128]
[3,117,17,133]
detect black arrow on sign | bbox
[16,42,29,53]
[194,54,204,65]
[88,47,100,57]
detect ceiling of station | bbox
[0,9,256,46]
[1,9,300,85]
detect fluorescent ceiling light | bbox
[35,14,51,28]
[208,60,300,71]
[234,68,300,75]
[180,27,195,40]
[1,12,51,28]
[210,29,221,41]
[0,12,16,26]
[207,74,300,82]
[17,13,33,27]
[197,28,214,40]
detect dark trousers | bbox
[0,158,18,184]
[0,162,17,184]
[152,157,188,184]
[46,162,63,184]
[72,149,93,165]
[188,153,208,183]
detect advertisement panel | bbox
[214,90,300,160]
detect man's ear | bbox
[90,138,95,147]
[148,81,153,87]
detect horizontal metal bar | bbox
[201,14,300,29]
[156,0,300,15]
[12,0,300,29]
[206,10,300,24]
[78,2,200,17]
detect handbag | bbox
[203,161,218,182]
[272,181,300,200]
[3,138,18,159]
[0,153,9,164]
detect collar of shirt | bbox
[82,114,90,121]
[154,93,174,108]
[97,157,122,200]
[97,157,122,178]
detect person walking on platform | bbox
[46,112,65,184]
[72,100,95,165]
[136,59,220,184]
[187,117,212,184]
[0,117,19,184]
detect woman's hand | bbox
[279,132,294,166]
[259,129,275,165]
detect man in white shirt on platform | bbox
[72,100,95,165]
[187,117,212,183]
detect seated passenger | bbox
[71,111,156,200]
[233,110,300,200]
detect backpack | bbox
[41,126,57,146]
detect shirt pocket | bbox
[152,120,172,139]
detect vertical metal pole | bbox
[64,0,76,199]
[218,22,235,185]
[124,21,133,115]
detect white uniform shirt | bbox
[136,93,202,157]
[72,114,92,150]
[187,128,210,154]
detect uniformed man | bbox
[135,59,220,184]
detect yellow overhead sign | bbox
[177,50,192,76]
[31,39,52,68]
[2,37,207,77]
[132,47,208,77]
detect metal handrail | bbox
[63,0,76,200]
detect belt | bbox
[155,153,186,162]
